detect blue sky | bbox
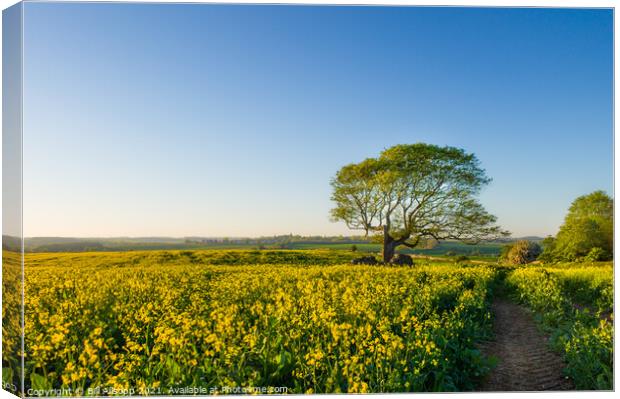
[22,3,613,237]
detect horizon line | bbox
[4,234,549,240]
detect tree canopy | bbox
[542,190,613,261]
[330,143,508,262]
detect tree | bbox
[537,236,557,262]
[544,191,613,261]
[504,240,542,264]
[330,143,509,263]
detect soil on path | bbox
[480,298,574,391]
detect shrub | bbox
[584,247,607,262]
[498,244,513,262]
[351,256,379,265]
[505,240,541,264]
[390,253,414,266]
[538,236,557,262]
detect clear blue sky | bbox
[22,3,613,238]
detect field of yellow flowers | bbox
[5,250,497,395]
[2,250,21,394]
[506,262,613,389]
[2,249,614,395]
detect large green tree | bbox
[543,190,613,261]
[330,143,508,263]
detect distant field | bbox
[21,238,506,257]
[288,241,504,257]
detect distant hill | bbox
[21,235,367,252]
[2,235,21,251]
[513,236,545,242]
[14,234,544,254]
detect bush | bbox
[390,253,414,266]
[505,240,541,264]
[351,256,379,265]
[584,247,607,262]
[538,236,557,262]
[499,244,513,261]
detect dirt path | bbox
[480,299,574,391]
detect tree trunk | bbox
[382,226,397,264]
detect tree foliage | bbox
[503,240,542,264]
[330,143,509,262]
[541,191,613,262]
